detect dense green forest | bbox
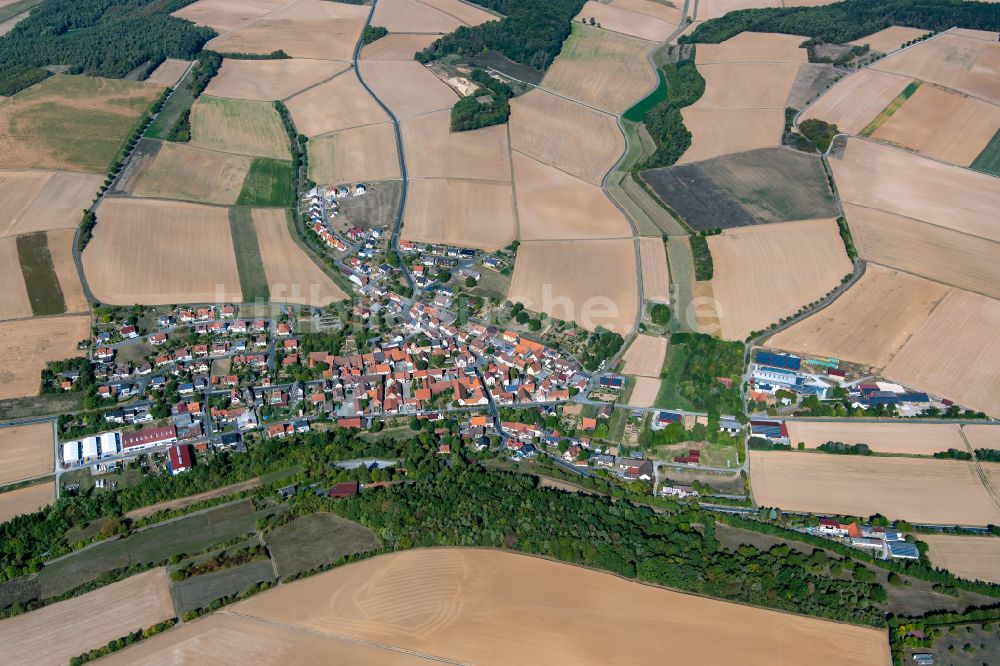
[638,59,705,169]
[450,68,513,131]
[416,0,586,71]
[682,0,1000,45]
[0,0,215,95]
[362,25,388,45]
[665,332,744,415]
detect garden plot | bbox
[638,237,670,303]
[800,69,913,135]
[509,88,624,185]
[784,421,967,456]
[205,58,349,101]
[0,422,53,486]
[145,58,191,86]
[82,198,243,305]
[541,23,656,114]
[308,123,401,184]
[360,33,439,61]
[512,152,632,240]
[371,0,464,33]
[191,96,290,159]
[848,26,928,53]
[124,141,254,205]
[403,178,516,251]
[358,60,457,119]
[695,31,807,64]
[707,219,851,340]
[922,535,1000,584]
[401,110,511,181]
[508,239,638,334]
[0,315,90,400]
[621,334,667,377]
[286,72,389,136]
[574,1,676,42]
[172,0,293,32]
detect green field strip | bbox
[237,158,296,207]
[970,128,1000,177]
[859,81,921,137]
[653,342,694,411]
[16,232,66,316]
[623,68,667,123]
[228,207,270,303]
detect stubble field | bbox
[145,58,191,86]
[171,0,293,32]
[125,141,254,205]
[629,376,661,407]
[415,0,498,26]
[308,123,401,184]
[286,72,390,136]
[621,333,667,376]
[922,535,1000,583]
[190,96,291,159]
[695,0,780,20]
[371,0,464,33]
[0,236,31,319]
[0,315,90,400]
[401,110,511,181]
[848,26,928,53]
[205,58,348,101]
[695,31,806,64]
[609,0,683,24]
[0,482,54,523]
[357,60,456,119]
[360,33,439,61]
[800,69,913,135]
[47,229,87,313]
[679,108,786,163]
[638,237,670,302]
[574,1,676,42]
[403,178,516,250]
[784,421,967,456]
[0,422,53,486]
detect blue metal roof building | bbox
[756,351,801,370]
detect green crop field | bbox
[145,84,194,140]
[970,128,1000,177]
[860,80,921,137]
[15,232,66,316]
[228,207,270,302]
[265,512,380,579]
[237,158,295,207]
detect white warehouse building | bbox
[62,431,121,465]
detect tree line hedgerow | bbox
[638,59,705,170]
[450,68,513,132]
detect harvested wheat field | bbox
[542,23,656,114]
[830,138,1000,243]
[47,229,88,314]
[844,204,1000,300]
[509,239,637,333]
[964,424,1000,452]
[0,315,89,400]
[371,0,464,33]
[403,178,515,250]
[308,123,400,184]
[0,568,174,665]
[358,60,457,119]
[252,208,347,306]
[638,237,670,302]
[416,0,497,26]
[609,0,683,24]
[679,108,785,163]
[0,483,54,523]
[750,451,1000,525]
[83,198,242,305]
[696,0,779,20]
[205,58,348,101]
[509,88,624,184]
[766,265,949,369]
[922,535,1000,584]
[848,26,927,53]
[0,171,103,237]
[873,31,1000,105]
[884,289,1000,417]
[360,33,439,61]
[800,69,913,135]
[172,0,292,32]
[696,32,807,64]
[708,219,851,340]
[784,421,966,456]
[574,1,676,41]
[145,58,191,86]
[0,237,31,320]
[697,62,802,109]
[870,83,1000,166]
[622,334,667,377]
[220,549,889,666]
[629,376,661,407]
[401,110,511,181]
[190,96,290,159]
[126,142,254,205]
[0,422,53,486]
[0,74,163,173]
[206,0,366,61]
[512,152,631,240]
[286,73,389,137]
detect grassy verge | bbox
[970,127,1000,177]
[228,207,270,302]
[236,158,295,207]
[859,81,920,137]
[16,232,66,316]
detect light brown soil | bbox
[697,0,780,20]
[628,376,661,407]
[509,88,624,185]
[401,110,511,181]
[0,482,55,523]
[509,238,638,333]
[845,203,1000,300]
[638,236,670,302]
[402,178,516,251]
[871,83,1000,166]
[884,289,1000,417]
[172,0,292,32]
[848,26,928,53]
[358,60,457,119]
[371,0,464,33]
[415,0,497,26]
[128,142,254,205]
[190,95,291,159]
[830,138,1000,243]
[784,421,967,455]
[360,34,440,61]
[0,171,104,238]
[0,422,53,486]
[749,450,1000,525]
[541,23,656,114]
[621,334,667,376]
[696,62,802,108]
[696,31,807,64]
[145,59,191,86]
[609,0,683,24]
[47,229,89,314]
[308,123,401,184]
[800,68,913,135]
[678,108,785,163]
[512,151,632,240]
[963,424,1000,451]
[873,32,1000,105]
[0,569,175,665]
[82,198,243,305]
[252,208,348,306]
[922,534,1000,583]
[0,315,90,400]
[0,236,31,320]
[765,265,949,369]
[205,58,348,101]
[574,1,676,41]
[286,72,389,137]
[708,219,851,340]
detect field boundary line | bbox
[411,0,485,27]
[205,0,301,41]
[407,175,512,185]
[278,64,354,103]
[873,273,951,370]
[865,260,1000,303]
[958,426,1000,511]
[309,119,395,141]
[509,147,605,187]
[506,124,521,239]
